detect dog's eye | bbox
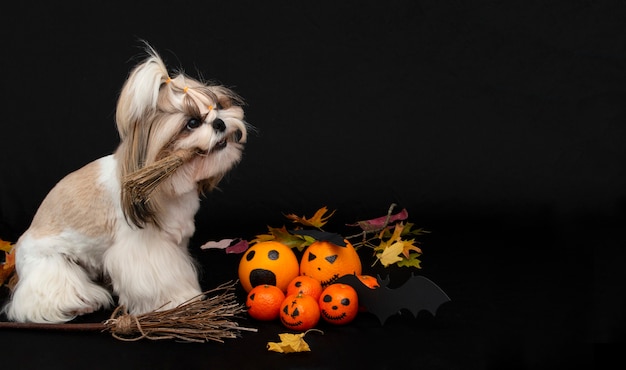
[186,118,202,130]
[216,102,224,110]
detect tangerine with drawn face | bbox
[318,283,359,325]
[238,241,299,293]
[286,275,324,301]
[299,240,362,288]
[279,292,320,331]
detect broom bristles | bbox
[122,149,198,226]
[102,280,257,343]
[123,149,197,205]
[0,281,257,343]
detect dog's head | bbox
[115,45,247,228]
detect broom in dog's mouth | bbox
[123,148,198,205]
[0,281,257,343]
[122,148,201,227]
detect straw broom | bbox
[0,281,257,343]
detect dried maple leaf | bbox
[250,226,310,251]
[1,250,15,287]
[285,206,335,229]
[0,239,13,253]
[396,252,422,268]
[376,221,405,245]
[375,240,404,267]
[372,223,425,267]
[267,329,324,353]
[400,222,431,237]
[400,238,422,258]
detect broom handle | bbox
[0,321,104,331]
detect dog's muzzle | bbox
[210,129,245,154]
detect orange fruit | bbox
[286,275,323,301]
[246,284,286,321]
[318,283,359,325]
[299,240,362,288]
[355,274,379,312]
[279,292,320,331]
[238,241,299,293]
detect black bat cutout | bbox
[290,229,347,247]
[336,274,450,324]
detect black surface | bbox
[1,1,624,368]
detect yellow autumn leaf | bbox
[376,240,404,267]
[267,329,324,353]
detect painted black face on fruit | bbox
[280,298,304,328]
[320,294,351,321]
[278,294,320,331]
[248,249,277,286]
[238,241,299,292]
[299,241,362,288]
[318,283,359,325]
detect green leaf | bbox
[250,226,307,250]
[396,252,422,268]
[401,223,431,237]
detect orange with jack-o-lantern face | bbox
[279,293,320,331]
[318,283,359,325]
[299,240,362,288]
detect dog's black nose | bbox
[212,118,226,132]
[234,129,243,143]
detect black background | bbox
[0,1,624,369]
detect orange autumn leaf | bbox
[400,239,422,259]
[0,239,13,253]
[284,206,336,229]
[1,250,16,287]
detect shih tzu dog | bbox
[3,44,248,323]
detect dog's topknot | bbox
[115,45,170,140]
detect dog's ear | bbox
[115,46,169,141]
[115,45,171,229]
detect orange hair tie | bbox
[207,105,214,111]
[183,86,189,94]
[165,77,172,84]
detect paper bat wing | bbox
[336,274,450,324]
[289,230,347,246]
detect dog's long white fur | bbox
[3,45,247,323]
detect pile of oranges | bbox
[239,240,375,331]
